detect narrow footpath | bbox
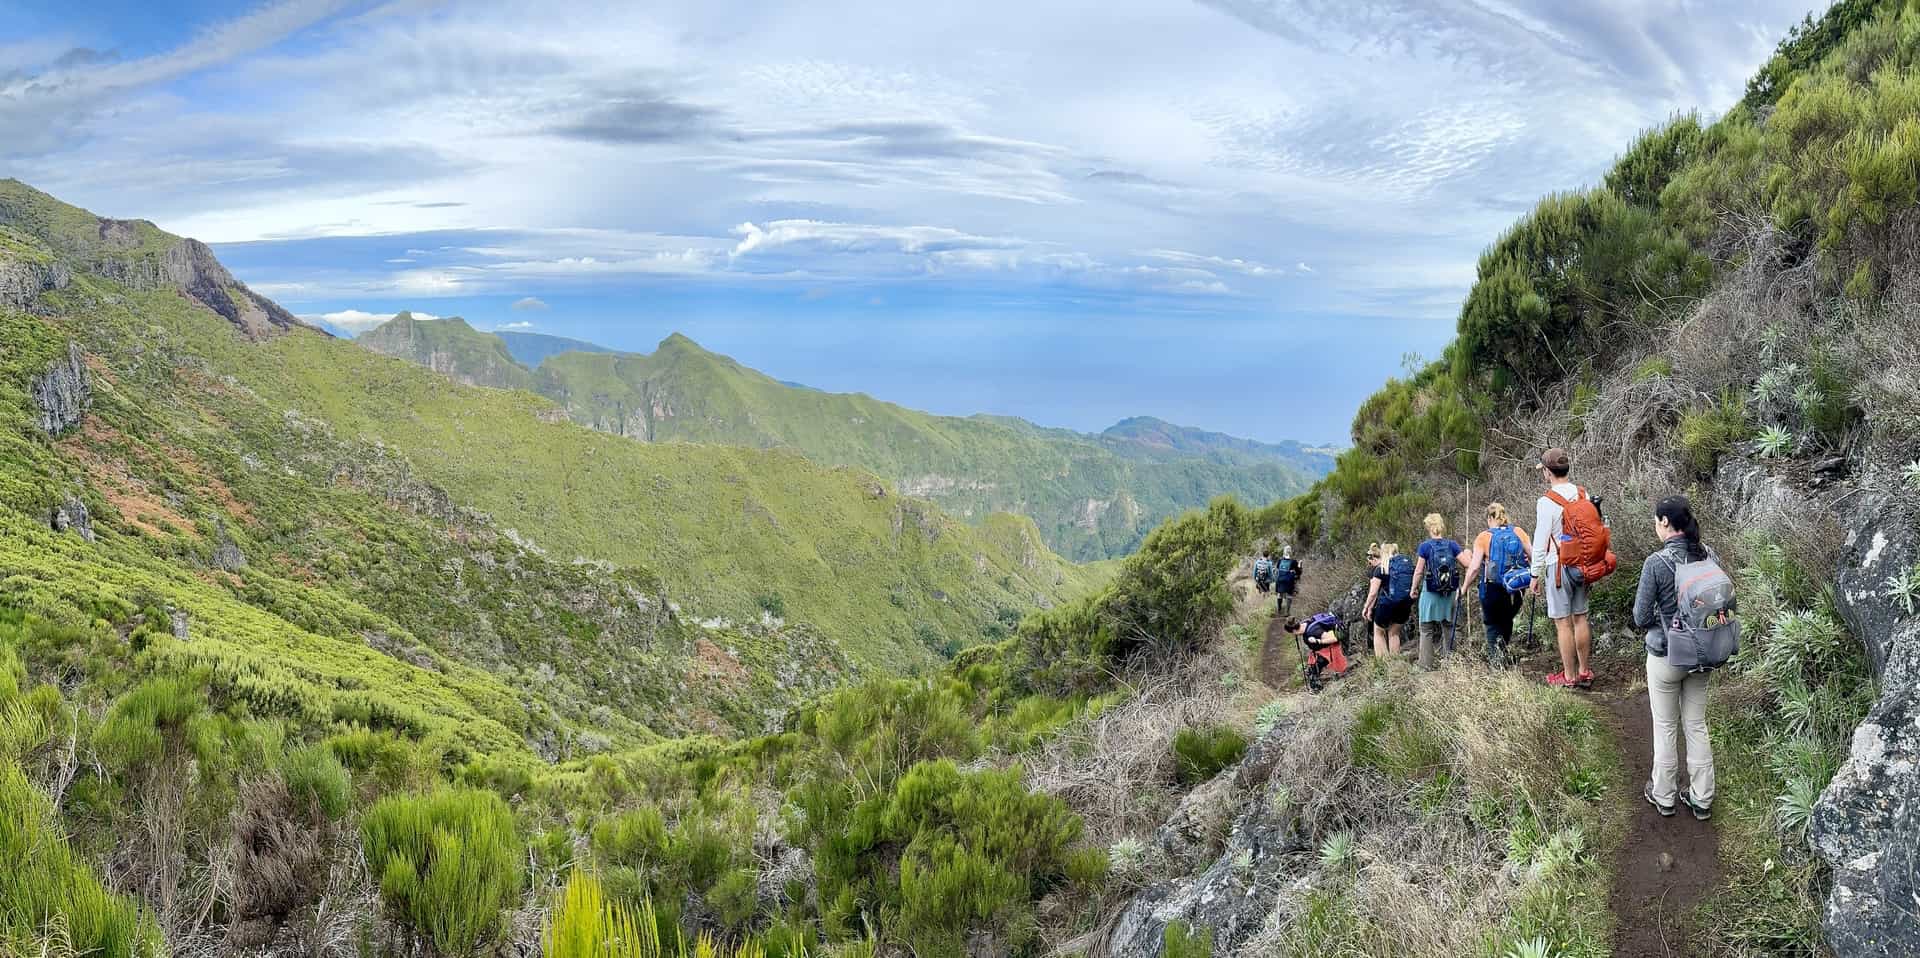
[1589,650,1723,957]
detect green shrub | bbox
[0,764,161,958]
[1172,725,1248,787]
[544,870,768,958]
[282,744,352,819]
[1678,391,1749,476]
[1164,920,1214,958]
[361,789,525,955]
[93,675,209,771]
[1349,698,1446,781]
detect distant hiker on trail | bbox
[1287,612,1349,692]
[1272,545,1303,616]
[1411,513,1464,670]
[1636,495,1736,821]
[1531,448,1615,689]
[1254,550,1274,594]
[1362,542,1413,659]
[1459,502,1533,669]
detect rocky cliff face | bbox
[1814,487,1920,958]
[30,341,90,434]
[0,257,70,311]
[91,236,307,339]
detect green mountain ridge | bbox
[358,318,1333,560]
[0,179,1100,745]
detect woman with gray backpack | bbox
[1635,495,1739,821]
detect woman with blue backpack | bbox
[1362,542,1414,659]
[1460,502,1533,669]
[1411,513,1465,670]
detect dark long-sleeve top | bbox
[1633,535,1715,655]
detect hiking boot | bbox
[1679,791,1711,821]
[1643,782,1676,817]
[1546,671,1578,689]
[1577,669,1594,690]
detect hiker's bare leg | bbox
[1373,624,1388,659]
[1555,615,1577,678]
[1573,613,1592,675]
[1389,623,1403,657]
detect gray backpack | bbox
[1664,553,1740,672]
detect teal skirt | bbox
[1418,589,1457,623]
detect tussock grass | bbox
[1243,666,1618,958]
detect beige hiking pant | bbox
[1646,653,1714,807]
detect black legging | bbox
[1481,587,1522,659]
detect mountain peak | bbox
[657,331,706,352]
[0,179,312,339]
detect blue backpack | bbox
[1253,557,1274,584]
[1384,554,1415,603]
[1484,525,1529,597]
[1273,557,1300,591]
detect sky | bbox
[0,0,1826,443]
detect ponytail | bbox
[1655,495,1707,562]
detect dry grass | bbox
[1227,665,1616,958]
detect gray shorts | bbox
[1544,570,1590,620]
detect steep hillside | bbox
[355,311,535,390]
[359,319,1327,560]
[0,180,1097,699]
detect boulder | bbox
[50,496,94,542]
[1812,492,1920,957]
[30,342,89,435]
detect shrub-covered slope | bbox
[358,316,1330,561]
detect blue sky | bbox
[0,0,1824,442]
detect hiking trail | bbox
[1588,648,1723,957]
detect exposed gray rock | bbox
[1813,491,1920,957]
[0,257,69,309]
[212,540,248,572]
[170,609,190,640]
[30,342,89,434]
[1107,715,1312,957]
[49,496,94,542]
[91,236,309,338]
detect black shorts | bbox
[1373,598,1412,627]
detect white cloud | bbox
[497,320,536,330]
[730,220,1024,258]
[511,296,549,310]
[1296,262,1315,274]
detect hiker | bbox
[1272,545,1303,616]
[1459,502,1533,668]
[1288,611,1349,691]
[1636,495,1735,821]
[1531,448,1615,689]
[1253,549,1274,594]
[1362,542,1413,659]
[1411,513,1464,670]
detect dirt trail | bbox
[1587,650,1723,957]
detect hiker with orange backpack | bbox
[1530,448,1617,689]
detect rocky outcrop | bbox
[50,496,94,542]
[1106,712,1312,956]
[31,342,90,434]
[0,257,69,310]
[1813,490,1920,957]
[92,235,307,339]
